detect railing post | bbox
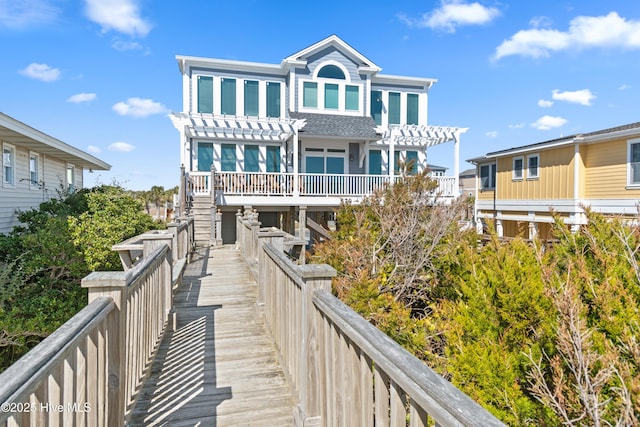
[235,209,243,249]
[257,229,285,309]
[141,234,174,322]
[297,264,336,427]
[215,209,223,246]
[81,272,128,427]
[250,210,261,263]
[179,164,186,218]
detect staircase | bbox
[191,195,212,247]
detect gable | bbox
[283,35,380,74]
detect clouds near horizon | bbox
[112,97,166,117]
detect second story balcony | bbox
[187,171,460,206]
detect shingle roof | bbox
[289,112,380,140]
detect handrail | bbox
[313,290,505,426]
[0,297,114,425]
[251,223,505,426]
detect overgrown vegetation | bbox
[312,173,640,426]
[0,185,163,371]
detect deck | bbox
[128,245,295,426]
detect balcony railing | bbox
[187,171,458,199]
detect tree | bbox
[68,185,162,271]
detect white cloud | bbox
[494,12,640,60]
[87,145,101,154]
[551,89,595,106]
[108,142,135,152]
[485,131,498,138]
[531,115,567,130]
[112,97,166,117]
[68,93,96,103]
[84,0,151,37]
[529,16,552,29]
[619,84,631,91]
[19,63,60,82]
[0,0,60,28]
[399,0,500,33]
[538,99,553,108]
[508,123,525,129]
[111,38,143,51]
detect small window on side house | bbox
[66,165,75,193]
[513,156,524,180]
[629,139,640,186]
[527,154,539,179]
[3,145,15,186]
[480,163,496,190]
[30,153,39,188]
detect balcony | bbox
[186,171,459,202]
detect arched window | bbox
[317,64,345,80]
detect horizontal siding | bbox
[497,146,574,200]
[583,139,640,198]
[0,145,72,234]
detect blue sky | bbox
[2,0,640,190]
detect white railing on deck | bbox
[0,218,195,426]
[191,171,458,199]
[236,213,504,427]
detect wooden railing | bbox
[189,170,459,199]
[0,218,195,426]
[238,212,505,427]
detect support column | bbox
[453,134,460,197]
[298,205,307,264]
[496,215,503,238]
[293,131,300,197]
[214,209,223,246]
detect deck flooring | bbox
[127,246,295,426]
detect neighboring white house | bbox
[0,112,111,234]
[170,35,467,243]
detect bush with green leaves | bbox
[0,184,163,371]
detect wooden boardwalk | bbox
[128,245,295,426]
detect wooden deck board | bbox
[127,246,295,426]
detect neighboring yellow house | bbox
[468,121,640,239]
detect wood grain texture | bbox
[128,245,295,426]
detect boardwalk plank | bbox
[127,246,295,426]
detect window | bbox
[527,154,539,179]
[197,76,213,113]
[406,94,419,125]
[266,82,280,118]
[388,92,401,125]
[369,150,382,175]
[3,145,15,186]
[345,85,359,111]
[324,83,338,109]
[221,144,236,171]
[244,80,259,116]
[406,151,418,175]
[317,64,345,79]
[221,78,236,115]
[371,90,382,125]
[266,146,280,172]
[29,153,39,187]
[480,163,497,189]
[244,145,259,172]
[628,139,640,185]
[66,165,75,192]
[303,82,318,108]
[513,156,524,180]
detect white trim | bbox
[312,60,351,82]
[527,153,540,179]
[478,162,496,190]
[627,138,640,187]
[477,197,640,216]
